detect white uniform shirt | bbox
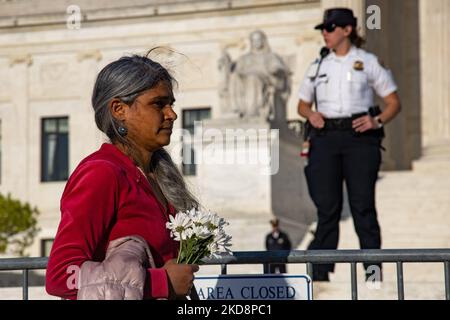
[298,46,397,119]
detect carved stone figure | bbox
[217,49,233,116]
[219,30,291,121]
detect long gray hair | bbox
[92,51,198,212]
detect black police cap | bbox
[314,8,357,30]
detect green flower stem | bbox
[177,239,183,264]
[185,241,198,264]
[187,240,211,264]
[178,235,216,264]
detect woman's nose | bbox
[165,106,177,121]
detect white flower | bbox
[205,211,229,232]
[189,209,210,227]
[166,212,193,241]
[206,241,221,258]
[214,231,233,254]
[192,224,212,239]
[167,207,232,263]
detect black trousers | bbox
[305,130,382,276]
[264,263,287,274]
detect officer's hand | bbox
[163,259,199,298]
[352,115,379,132]
[308,112,325,129]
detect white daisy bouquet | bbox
[166,208,232,264]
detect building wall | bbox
[419,0,450,148]
[0,0,323,256]
[1,0,449,256]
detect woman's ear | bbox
[344,26,353,37]
[109,98,126,121]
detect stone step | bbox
[422,141,450,157]
[412,141,450,173]
[0,287,59,300]
[225,217,268,251]
[312,281,446,300]
[412,157,450,173]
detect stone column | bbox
[419,0,450,148]
[7,54,32,202]
[73,49,103,167]
[365,0,422,170]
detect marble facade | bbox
[0,0,448,256]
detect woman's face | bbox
[124,80,177,153]
[322,25,352,50]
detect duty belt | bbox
[324,112,367,131]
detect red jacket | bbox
[46,143,179,300]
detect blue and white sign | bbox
[194,274,312,300]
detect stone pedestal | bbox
[196,116,316,247]
[197,118,274,219]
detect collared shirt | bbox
[46,143,178,300]
[298,46,397,119]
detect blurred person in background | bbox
[265,218,292,274]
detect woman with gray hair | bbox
[46,51,199,300]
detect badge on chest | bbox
[353,60,364,71]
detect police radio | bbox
[320,47,330,60]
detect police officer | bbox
[297,8,401,281]
[265,219,292,274]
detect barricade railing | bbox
[0,257,47,300]
[1,249,449,300]
[203,248,450,300]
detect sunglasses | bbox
[322,24,342,33]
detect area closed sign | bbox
[194,274,312,300]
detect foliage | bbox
[0,193,40,256]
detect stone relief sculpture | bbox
[217,49,233,116]
[218,30,292,121]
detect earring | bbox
[118,125,128,137]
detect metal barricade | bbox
[0,249,449,300]
[203,249,450,300]
[0,257,47,300]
